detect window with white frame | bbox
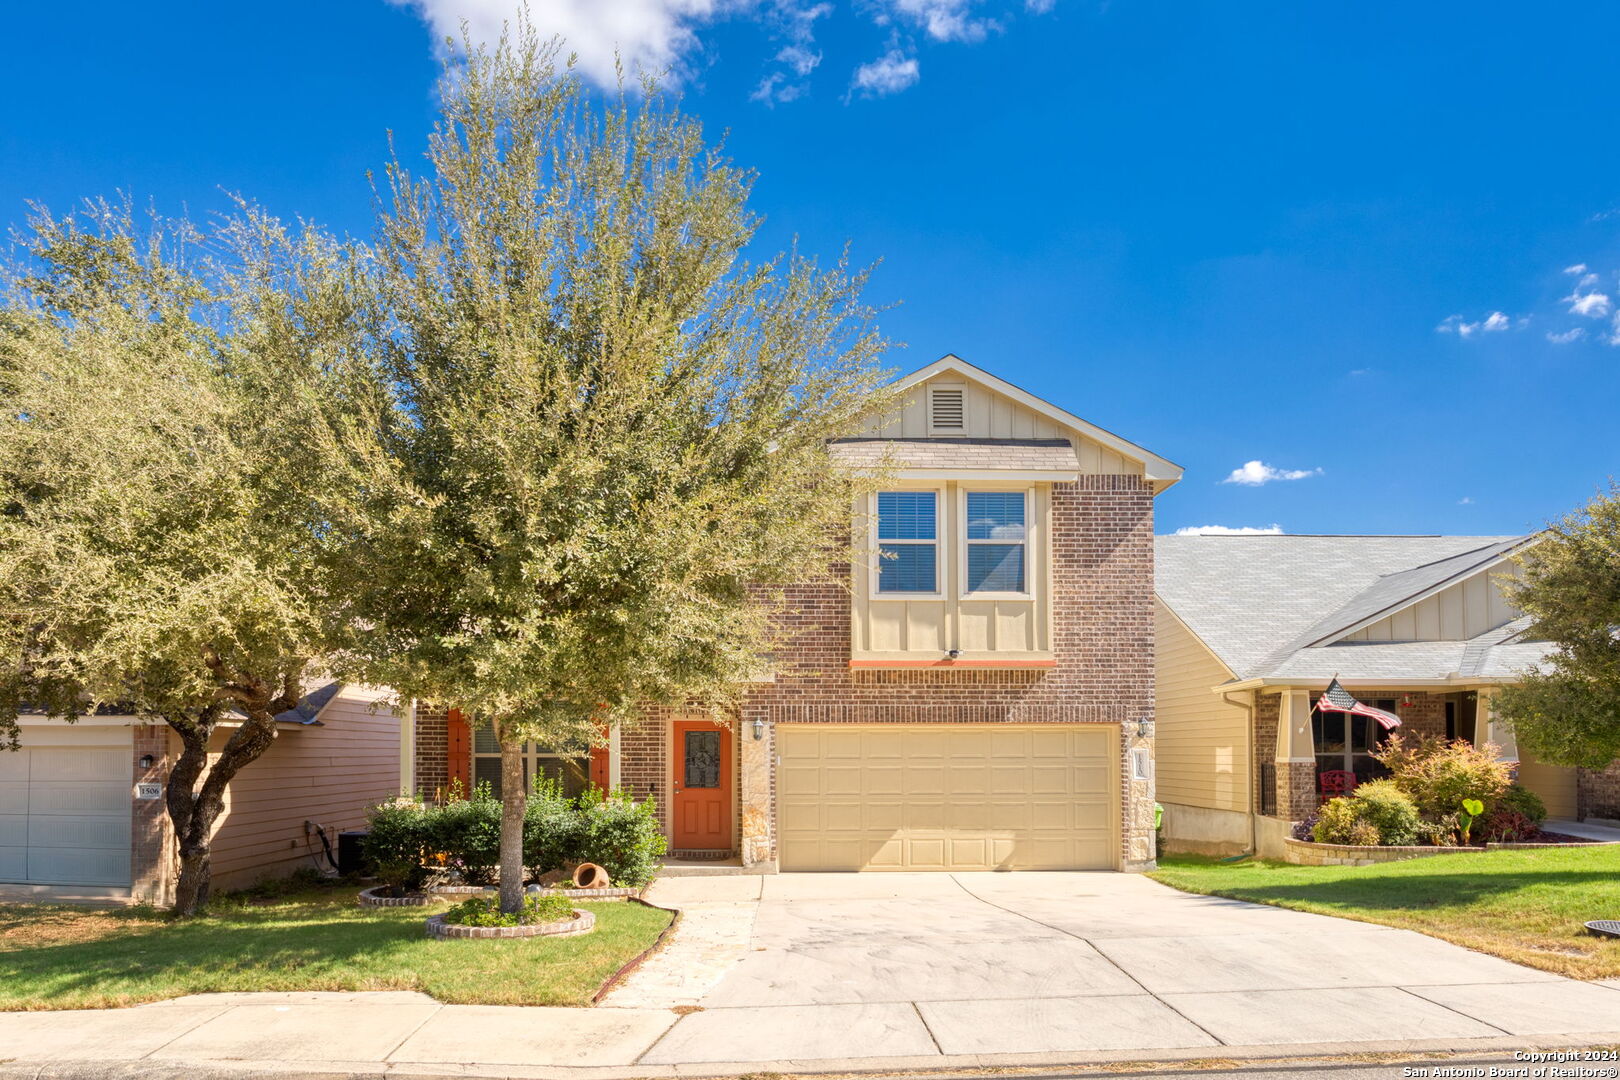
[964,490,1027,593]
[876,490,939,594]
[472,725,589,798]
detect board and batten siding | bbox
[206,685,401,890]
[858,374,1145,477]
[1154,599,1249,812]
[1343,563,1522,644]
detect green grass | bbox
[1150,847,1620,979]
[0,881,672,1011]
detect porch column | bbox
[1473,687,1519,762]
[609,723,622,790]
[399,699,417,797]
[1275,689,1317,821]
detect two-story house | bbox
[407,355,1182,872]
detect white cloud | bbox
[1026,0,1055,10]
[1564,287,1611,318]
[1221,460,1323,486]
[1436,311,1515,338]
[390,0,729,87]
[1457,496,1474,505]
[851,49,920,96]
[1564,263,1590,276]
[1173,524,1285,536]
[1547,327,1586,344]
[890,0,996,42]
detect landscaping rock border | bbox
[358,886,438,907]
[425,908,595,940]
[531,885,642,900]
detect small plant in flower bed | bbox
[443,892,576,928]
[1313,780,1421,846]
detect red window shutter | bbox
[589,722,611,790]
[446,709,471,797]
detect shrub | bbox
[1418,813,1462,847]
[522,778,587,873]
[1478,809,1541,843]
[362,800,432,894]
[1495,783,1548,825]
[1312,797,1364,844]
[575,787,668,887]
[1350,779,1421,846]
[1373,735,1512,819]
[443,892,575,927]
[431,784,502,885]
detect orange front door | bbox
[672,720,732,850]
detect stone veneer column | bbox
[130,724,174,906]
[1123,725,1156,870]
[737,707,774,867]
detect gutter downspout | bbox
[1223,689,1257,856]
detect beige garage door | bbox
[778,724,1118,871]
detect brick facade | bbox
[1581,762,1620,820]
[413,704,450,798]
[131,724,174,905]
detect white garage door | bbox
[0,731,133,887]
[778,723,1118,872]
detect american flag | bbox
[1314,676,1402,731]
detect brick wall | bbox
[131,724,174,906]
[1582,762,1620,820]
[413,704,450,797]
[1253,694,1279,815]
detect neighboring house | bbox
[407,355,1183,872]
[0,684,404,904]
[1153,532,1597,857]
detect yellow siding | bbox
[1154,600,1250,812]
[207,686,401,890]
[859,374,1143,476]
[1346,563,1523,642]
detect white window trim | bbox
[471,737,588,795]
[957,485,1034,601]
[870,486,945,600]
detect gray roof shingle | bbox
[1155,533,1547,681]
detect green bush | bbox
[1312,797,1365,845]
[1418,813,1462,847]
[362,800,432,894]
[1373,735,1512,819]
[1350,779,1421,846]
[1495,783,1548,824]
[430,784,502,885]
[522,778,587,873]
[575,786,668,887]
[442,892,575,927]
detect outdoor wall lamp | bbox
[752,718,765,741]
[139,754,156,769]
[1135,718,1153,739]
[946,648,961,660]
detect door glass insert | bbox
[684,730,721,788]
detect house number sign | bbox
[135,782,162,800]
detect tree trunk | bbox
[498,728,527,914]
[164,706,281,917]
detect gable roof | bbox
[889,355,1184,489]
[1154,533,1545,683]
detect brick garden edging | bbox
[425,908,595,940]
[358,886,438,907]
[360,884,643,907]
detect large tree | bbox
[1496,485,1620,769]
[345,29,892,912]
[0,204,375,914]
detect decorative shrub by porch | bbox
[1313,780,1420,847]
[1374,735,1512,821]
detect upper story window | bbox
[965,491,1027,594]
[876,490,938,594]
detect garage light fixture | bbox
[140,754,156,769]
[751,718,765,741]
[1135,718,1153,739]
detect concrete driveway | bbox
[624,871,1620,1065]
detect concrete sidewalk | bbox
[4,872,1620,1079]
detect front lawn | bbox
[1150,847,1620,979]
[0,881,672,1011]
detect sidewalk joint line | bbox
[1394,984,1514,1037]
[911,1000,945,1055]
[379,1001,444,1062]
[133,1002,235,1059]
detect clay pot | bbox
[573,862,611,889]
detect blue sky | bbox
[4,2,1617,537]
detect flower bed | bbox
[426,908,595,940]
[1284,834,1608,866]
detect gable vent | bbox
[929,387,965,432]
